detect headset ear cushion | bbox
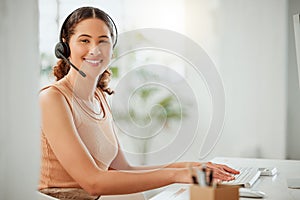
[55,42,70,59]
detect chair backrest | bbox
[37,192,59,200]
[99,193,145,200]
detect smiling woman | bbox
[38,5,239,200]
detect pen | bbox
[192,174,199,185]
[208,170,213,186]
[196,168,206,187]
[189,166,199,185]
[202,165,207,186]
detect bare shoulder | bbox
[39,86,74,131]
[39,86,67,108]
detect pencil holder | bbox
[190,184,239,200]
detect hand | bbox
[206,162,239,182]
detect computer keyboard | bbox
[221,167,261,188]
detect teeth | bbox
[85,59,101,64]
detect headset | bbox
[54,7,118,77]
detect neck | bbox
[65,70,98,102]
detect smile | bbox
[84,59,103,65]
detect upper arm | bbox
[39,88,102,188]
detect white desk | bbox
[149,157,300,200]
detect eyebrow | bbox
[78,34,109,39]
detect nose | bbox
[89,45,101,56]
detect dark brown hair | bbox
[53,6,116,95]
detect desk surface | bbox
[149,157,300,200]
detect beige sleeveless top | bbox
[39,78,118,190]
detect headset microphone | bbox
[55,42,86,78]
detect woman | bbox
[39,6,238,199]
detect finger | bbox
[213,178,222,184]
[213,170,235,181]
[206,162,220,171]
[222,165,240,174]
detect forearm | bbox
[87,168,190,196]
[165,161,203,168]
[127,161,203,171]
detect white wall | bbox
[0,0,40,199]
[287,0,300,160]
[109,0,289,164]
[184,0,288,161]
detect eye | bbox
[99,40,109,44]
[80,39,89,43]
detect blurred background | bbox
[1,0,300,198]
